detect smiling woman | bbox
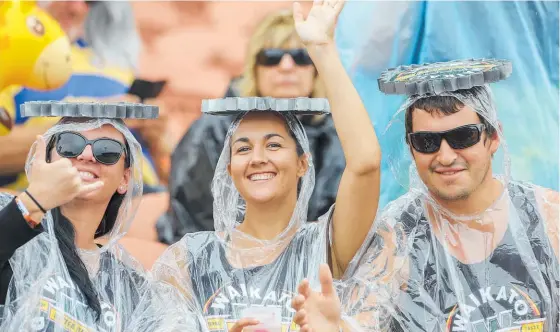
[228,112,306,215]
[0,102,188,331]
[150,2,381,331]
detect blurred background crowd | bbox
[1,0,558,269]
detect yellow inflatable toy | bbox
[0,0,72,135]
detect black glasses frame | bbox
[408,123,486,154]
[53,131,127,165]
[256,48,314,67]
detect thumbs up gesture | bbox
[25,135,104,211]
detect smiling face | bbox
[227,112,308,206]
[410,105,499,202]
[49,124,130,203]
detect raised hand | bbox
[292,264,342,332]
[293,0,345,45]
[26,135,104,211]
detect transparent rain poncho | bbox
[341,85,559,331]
[152,106,347,331]
[0,116,191,331]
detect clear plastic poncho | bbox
[0,117,187,331]
[341,85,559,332]
[152,111,343,331]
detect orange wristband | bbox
[15,197,39,228]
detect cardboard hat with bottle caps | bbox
[20,100,159,119]
[378,58,512,96]
[201,96,330,115]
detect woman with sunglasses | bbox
[152,1,380,331]
[0,104,177,331]
[158,5,345,244]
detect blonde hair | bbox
[238,9,325,98]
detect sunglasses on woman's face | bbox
[408,124,486,154]
[54,131,126,165]
[256,48,314,67]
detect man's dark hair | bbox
[405,88,496,142]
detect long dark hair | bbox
[46,133,130,320]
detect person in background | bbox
[0,0,169,199]
[157,8,345,244]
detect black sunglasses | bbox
[52,131,127,165]
[408,124,486,154]
[256,48,313,66]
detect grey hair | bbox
[84,1,141,71]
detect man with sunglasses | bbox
[288,60,559,331]
[380,62,558,331]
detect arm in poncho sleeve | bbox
[0,197,44,305]
[304,35,381,279]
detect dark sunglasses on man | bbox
[408,124,486,154]
[256,48,314,67]
[46,131,129,166]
